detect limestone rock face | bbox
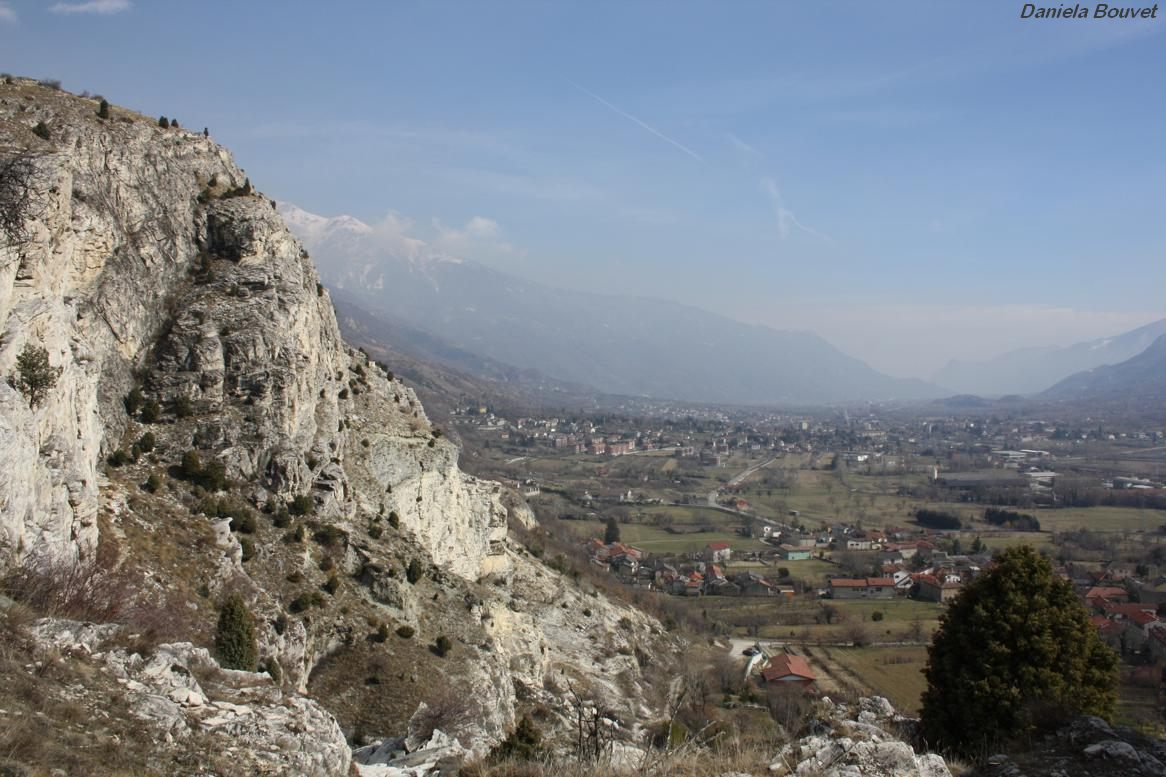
[32,617,351,776]
[769,697,951,777]
[0,82,504,583]
[0,82,674,769]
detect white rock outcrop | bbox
[32,617,351,776]
[769,697,951,777]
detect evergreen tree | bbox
[604,516,621,545]
[97,99,110,119]
[214,593,257,671]
[10,344,61,408]
[921,546,1117,756]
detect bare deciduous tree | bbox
[0,153,40,245]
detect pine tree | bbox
[10,344,61,408]
[921,546,1117,756]
[214,593,257,671]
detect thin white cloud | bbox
[568,80,706,164]
[0,2,16,22]
[760,177,828,241]
[727,133,761,157]
[50,0,131,13]
[433,216,523,260]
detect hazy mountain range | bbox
[282,204,1166,406]
[282,204,943,406]
[933,318,1166,397]
[1041,333,1166,401]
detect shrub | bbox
[140,400,161,423]
[123,388,144,415]
[158,116,170,128]
[288,494,314,516]
[396,625,415,639]
[180,449,203,479]
[368,524,383,539]
[871,610,884,622]
[107,449,130,467]
[3,551,128,621]
[372,623,389,642]
[406,558,423,584]
[170,395,194,418]
[9,344,61,408]
[388,511,400,529]
[214,594,257,671]
[32,121,51,141]
[313,524,345,547]
[97,99,111,119]
[229,512,257,534]
[136,431,156,453]
[289,591,325,613]
[142,473,162,493]
[273,507,291,528]
[921,546,1118,756]
[239,537,256,562]
[492,715,543,761]
[433,635,452,657]
[323,575,340,595]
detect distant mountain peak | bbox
[282,203,944,405]
[277,202,373,241]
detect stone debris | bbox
[768,696,951,777]
[355,728,466,777]
[30,617,350,776]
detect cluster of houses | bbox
[585,540,798,598]
[1074,568,1166,661]
[826,550,984,603]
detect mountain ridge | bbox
[1041,333,1166,401]
[281,204,945,406]
[933,317,1166,396]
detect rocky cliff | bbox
[0,79,674,775]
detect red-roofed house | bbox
[916,574,962,603]
[1085,586,1130,605]
[705,542,732,564]
[760,653,816,687]
[828,577,896,599]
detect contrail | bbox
[567,80,705,164]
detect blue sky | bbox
[2,1,1164,377]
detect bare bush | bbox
[409,681,476,743]
[0,153,41,244]
[3,551,130,622]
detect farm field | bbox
[809,645,930,714]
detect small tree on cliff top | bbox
[921,545,1117,756]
